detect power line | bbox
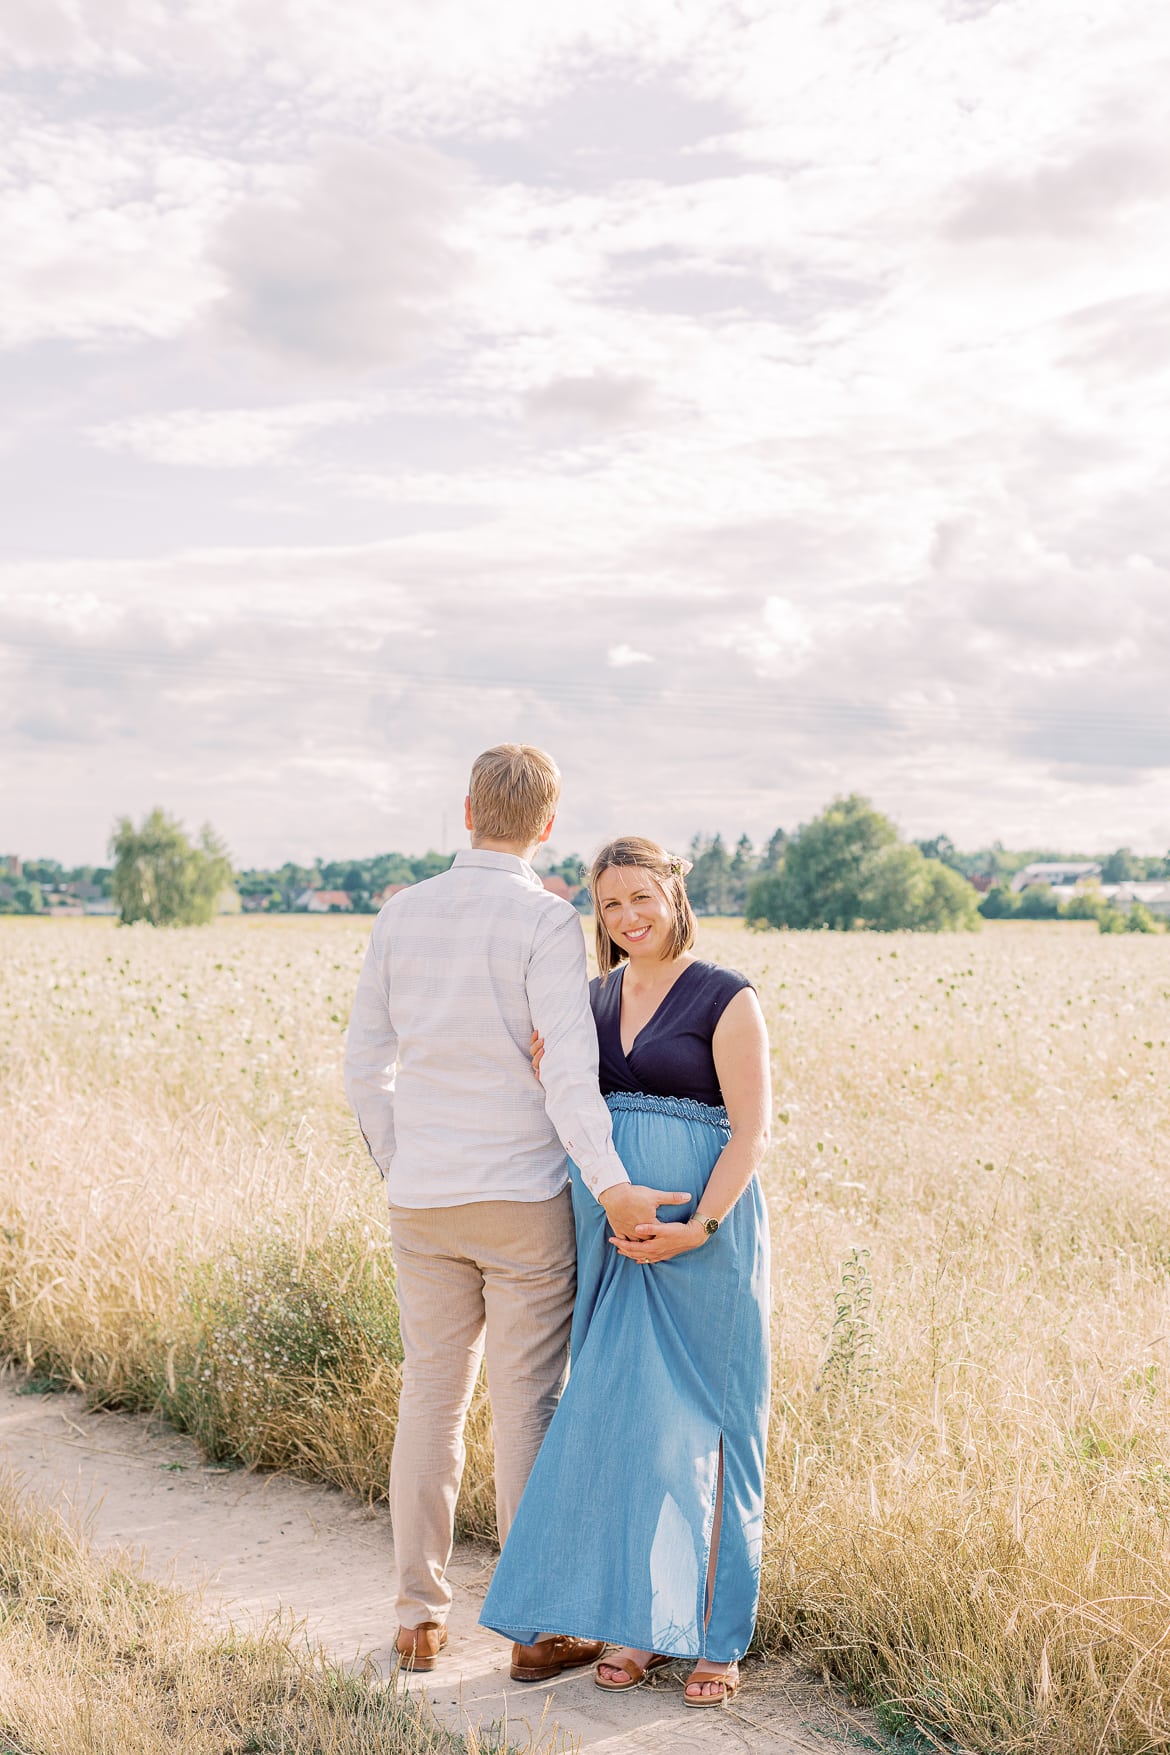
[1,631,1168,740]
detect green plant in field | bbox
[163,1222,403,1474]
[16,1375,68,1396]
[1125,902,1159,934]
[818,1247,877,1408]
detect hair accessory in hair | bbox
[666,853,694,877]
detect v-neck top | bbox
[590,959,754,1108]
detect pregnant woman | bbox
[480,836,772,1708]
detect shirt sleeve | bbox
[526,911,630,1201]
[343,915,398,1175]
[708,967,755,1035]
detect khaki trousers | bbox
[387,1189,576,1627]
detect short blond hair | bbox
[590,836,696,979]
[468,744,561,845]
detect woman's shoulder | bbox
[688,959,754,995]
[683,960,755,1029]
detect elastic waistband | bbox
[605,1089,731,1131]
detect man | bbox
[344,743,685,1681]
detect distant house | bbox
[373,883,412,907]
[44,894,85,916]
[1,855,22,879]
[304,890,353,913]
[83,899,117,916]
[541,874,590,909]
[1010,862,1102,894]
[1104,881,1170,918]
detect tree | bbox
[1062,889,1111,925]
[761,827,788,871]
[1015,884,1061,920]
[728,835,757,912]
[110,809,232,927]
[749,795,897,929]
[914,833,960,871]
[1125,902,1158,933]
[863,844,981,931]
[745,870,786,929]
[1101,847,1140,883]
[747,795,979,932]
[23,859,64,887]
[688,833,733,915]
[978,886,1019,920]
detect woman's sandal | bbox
[682,1662,740,1708]
[594,1651,673,1691]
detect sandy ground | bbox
[0,1380,886,1755]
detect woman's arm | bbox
[611,986,771,1265]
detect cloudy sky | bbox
[2,0,1169,869]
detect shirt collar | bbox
[452,848,542,887]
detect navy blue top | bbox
[590,959,754,1108]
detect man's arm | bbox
[343,918,398,1174]
[526,912,687,1235]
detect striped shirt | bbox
[343,848,629,1209]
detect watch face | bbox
[703,1217,719,1234]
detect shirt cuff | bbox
[359,1124,391,1178]
[581,1146,629,1202]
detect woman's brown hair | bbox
[589,836,696,980]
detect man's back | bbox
[345,848,621,1207]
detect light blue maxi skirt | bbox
[480,1091,771,1663]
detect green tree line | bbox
[7,802,1167,931]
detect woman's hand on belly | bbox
[610,1217,705,1265]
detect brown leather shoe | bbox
[511,1634,606,1682]
[395,1621,448,1671]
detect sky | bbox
[2,0,1169,869]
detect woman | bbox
[480,837,771,1709]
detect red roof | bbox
[541,875,576,900]
[376,884,411,904]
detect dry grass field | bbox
[0,1467,520,1755]
[3,915,1170,1753]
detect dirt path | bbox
[0,1381,881,1754]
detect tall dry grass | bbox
[2,915,1170,1751]
[0,1468,556,1755]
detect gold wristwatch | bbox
[694,1211,720,1237]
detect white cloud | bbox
[3,0,1170,860]
[0,123,233,345]
[525,374,654,430]
[88,399,382,468]
[208,140,472,371]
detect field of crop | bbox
[3,916,1170,1752]
[0,1469,478,1755]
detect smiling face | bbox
[595,865,676,965]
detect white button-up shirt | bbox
[343,848,629,1209]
